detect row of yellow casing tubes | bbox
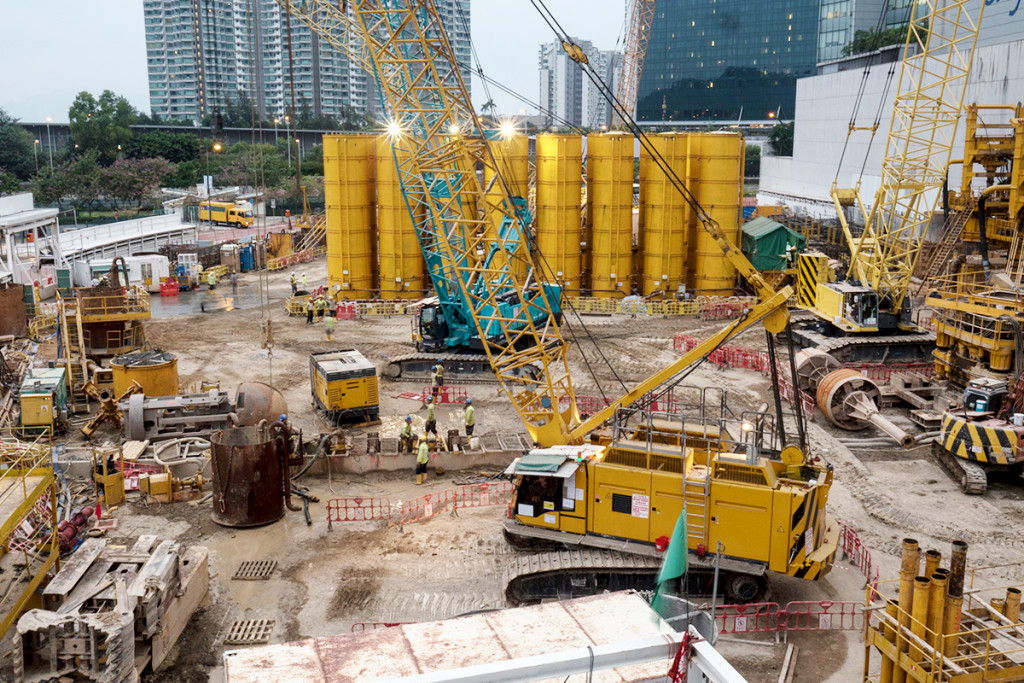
[880,538,1022,682]
[322,132,746,302]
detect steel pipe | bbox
[911,576,931,662]
[817,369,913,447]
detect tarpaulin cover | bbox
[514,452,568,473]
[741,217,807,271]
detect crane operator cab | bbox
[815,282,879,333]
[417,304,448,353]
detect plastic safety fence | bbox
[268,249,315,271]
[837,520,880,586]
[396,386,469,404]
[714,601,864,635]
[841,362,934,382]
[672,335,815,416]
[917,315,935,331]
[335,300,414,317]
[351,622,412,632]
[397,482,514,526]
[326,497,391,530]
[568,296,756,318]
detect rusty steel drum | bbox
[234,382,289,427]
[211,426,286,527]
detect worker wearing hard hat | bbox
[324,314,335,341]
[425,396,437,436]
[400,415,415,453]
[415,436,429,485]
[464,398,475,437]
[305,298,314,325]
[431,361,444,400]
[302,272,308,289]
[290,272,297,294]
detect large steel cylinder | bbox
[324,134,377,299]
[211,426,286,528]
[640,133,690,297]
[1005,587,1021,622]
[536,134,584,295]
[234,382,289,427]
[587,133,634,298]
[111,350,179,397]
[817,369,914,447]
[794,348,841,394]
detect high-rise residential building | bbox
[636,0,819,123]
[539,39,621,129]
[143,0,470,125]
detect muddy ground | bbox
[4,260,1024,683]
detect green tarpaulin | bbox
[741,217,807,271]
[515,452,568,473]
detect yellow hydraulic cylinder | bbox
[894,538,920,683]
[324,134,377,299]
[688,132,744,296]
[587,133,634,298]
[376,136,424,300]
[928,571,948,649]
[910,576,931,662]
[1006,587,1022,622]
[640,133,689,297]
[880,598,899,683]
[536,135,583,295]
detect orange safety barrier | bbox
[326,497,392,529]
[838,520,880,586]
[452,481,513,509]
[399,490,454,525]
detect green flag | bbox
[652,505,688,611]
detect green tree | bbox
[745,144,762,177]
[31,150,101,211]
[841,21,926,57]
[480,99,496,116]
[123,131,201,164]
[68,90,136,165]
[0,169,21,196]
[0,108,37,180]
[99,157,175,209]
[767,122,794,157]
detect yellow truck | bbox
[198,202,254,227]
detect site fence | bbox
[268,248,315,271]
[671,334,816,416]
[716,600,865,637]
[326,481,514,529]
[837,519,880,586]
[395,386,469,405]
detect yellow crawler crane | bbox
[793,0,984,365]
[284,0,837,603]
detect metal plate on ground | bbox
[232,560,277,581]
[498,434,527,451]
[379,437,400,455]
[480,435,502,451]
[224,619,275,645]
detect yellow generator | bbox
[503,409,838,603]
[20,369,68,435]
[309,350,379,426]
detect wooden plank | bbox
[121,440,150,462]
[777,643,795,683]
[42,537,106,598]
[784,645,800,683]
[150,546,209,671]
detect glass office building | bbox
[636,0,819,122]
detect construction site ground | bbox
[5,259,1024,683]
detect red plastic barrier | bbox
[351,622,411,632]
[326,497,391,529]
[336,302,356,320]
[782,601,864,631]
[422,385,469,404]
[838,520,880,585]
[400,490,454,525]
[715,603,783,634]
[452,481,513,509]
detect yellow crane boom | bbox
[611,0,657,129]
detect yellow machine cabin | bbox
[309,350,379,426]
[505,406,838,601]
[198,202,254,227]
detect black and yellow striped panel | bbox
[940,412,1020,465]
[797,255,822,309]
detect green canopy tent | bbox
[740,217,807,271]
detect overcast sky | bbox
[0,0,628,124]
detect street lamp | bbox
[33,140,39,174]
[274,118,279,145]
[284,115,292,166]
[45,117,53,171]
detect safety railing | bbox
[841,362,934,382]
[28,313,58,340]
[568,296,757,319]
[268,248,316,271]
[65,286,151,320]
[715,602,783,635]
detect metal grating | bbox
[224,619,275,645]
[497,434,526,451]
[232,560,277,581]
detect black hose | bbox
[291,434,330,481]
